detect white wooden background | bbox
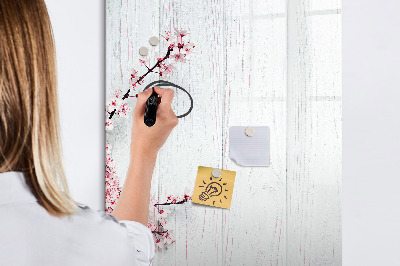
[106,0,341,265]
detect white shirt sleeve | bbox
[119,220,155,265]
[93,208,156,266]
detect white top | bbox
[0,171,155,266]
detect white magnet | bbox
[245,127,255,137]
[139,46,148,56]
[149,36,159,46]
[211,168,222,178]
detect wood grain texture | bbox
[222,0,287,265]
[106,0,341,265]
[155,1,225,264]
[287,0,342,265]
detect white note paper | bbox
[229,126,270,167]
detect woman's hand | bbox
[111,86,178,224]
[130,86,179,160]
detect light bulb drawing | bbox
[199,182,222,201]
[197,175,229,206]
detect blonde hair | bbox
[0,0,77,216]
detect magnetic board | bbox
[105,0,341,264]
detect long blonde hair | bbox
[0,0,77,216]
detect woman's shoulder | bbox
[74,202,120,224]
[66,203,137,252]
[71,202,132,239]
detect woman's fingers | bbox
[133,88,153,118]
[153,87,178,126]
[133,87,178,127]
[153,87,175,106]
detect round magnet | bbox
[149,36,159,46]
[139,46,148,56]
[245,127,255,137]
[211,168,222,178]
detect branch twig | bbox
[108,47,173,120]
[154,196,191,207]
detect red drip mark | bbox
[224,215,229,265]
[249,73,251,87]
[202,209,206,239]
[214,209,218,252]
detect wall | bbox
[343,0,400,265]
[46,0,105,211]
[107,0,341,265]
[43,0,400,263]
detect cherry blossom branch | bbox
[105,28,195,249]
[108,47,173,120]
[150,194,191,241]
[152,230,169,235]
[154,196,191,207]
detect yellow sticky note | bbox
[192,166,236,209]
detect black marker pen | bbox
[144,87,159,127]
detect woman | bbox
[0,0,178,265]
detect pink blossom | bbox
[162,30,172,41]
[172,52,187,63]
[146,193,192,250]
[106,97,123,113]
[165,235,174,245]
[105,142,121,213]
[130,77,139,88]
[174,27,188,38]
[159,64,175,77]
[130,69,138,80]
[105,143,112,156]
[117,103,131,118]
[112,88,123,98]
[183,42,195,54]
[139,57,150,68]
[105,118,113,131]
